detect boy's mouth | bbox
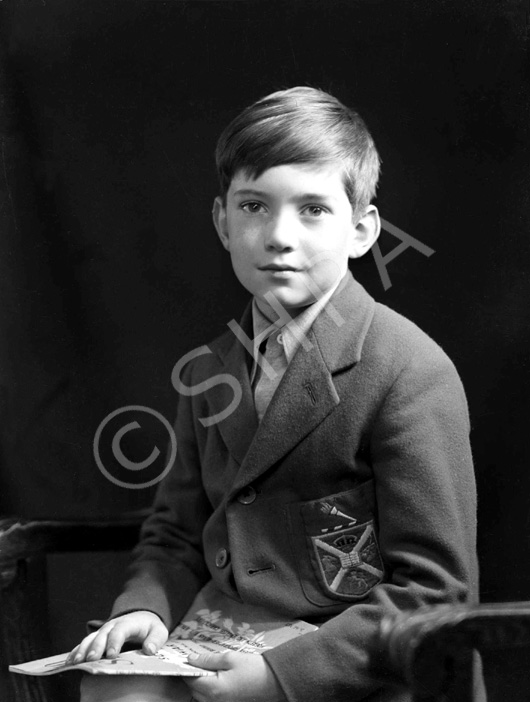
[259,264,300,272]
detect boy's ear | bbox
[212,196,230,251]
[349,205,381,259]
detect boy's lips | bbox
[259,264,301,272]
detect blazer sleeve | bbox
[109,363,212,629]
[263,342,478,701]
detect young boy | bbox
[72,87,479,701]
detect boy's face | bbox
[213,163,379,317]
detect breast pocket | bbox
[288,480,385,607]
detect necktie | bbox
[253,329,287,422]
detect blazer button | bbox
[237,486,257,505]
[215,548,229,568]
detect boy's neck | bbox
[254,272,348,325]
[254,298,305,324]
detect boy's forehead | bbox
[228,163,349,199]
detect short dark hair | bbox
[215,86,381,216]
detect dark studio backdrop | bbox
[0,0,529,696]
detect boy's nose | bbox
[265,215,299,251]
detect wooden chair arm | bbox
[0,513,147,567]
[380,602,530,701]
[0,514,147,590]
[0,513,148,702]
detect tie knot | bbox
[265,330,285,363]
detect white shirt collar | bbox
[250,275,344,371]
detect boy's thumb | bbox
[187,651,232,671]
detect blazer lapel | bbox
[229,273,376,494]
[207,305,258,467]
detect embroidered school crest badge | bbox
[312,522,384,598]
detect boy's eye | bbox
[240,202,266,214]
[303,205,327,217]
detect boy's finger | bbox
[68,632,98,663]
[142,621,168,655]
[65,644,80,665]
[105,625,129,658]
[83,622,121,661]
[187,651,233,671]
[83,630,111,661]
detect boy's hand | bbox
[185,651,286,702]
[66,611,168,664]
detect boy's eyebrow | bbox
[294,193,339,203]
[233,188,268,197]
[233,188,338,202]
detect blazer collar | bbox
[207,303,259,467]
[210,272,375,489]
[307,272,375,373]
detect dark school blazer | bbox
[111,273,479,702]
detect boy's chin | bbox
[255,290,316,317]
